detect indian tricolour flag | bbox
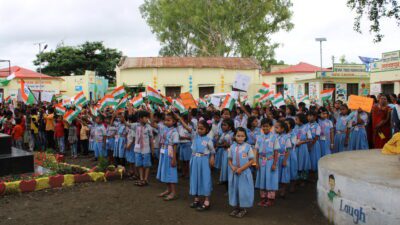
[5,96,12,104]
[198,98,207,108]
[273,93,285,107]
[64,109,80,124]
[116,94,128,110]
[55,103,66,115]
[147,86,163,105]
[20,80,35,105]
[299,95,309,102]
[90,106,99,117]
[259,82,270,94]
[130,93,144,108]
[259,91,274,103]
[221,94,235,110]
[99,94,117,110]
[320,89,335,103]
[111,86,126,99]
[173,98,187,113]
[62,99,71,108]
[73,91,86,106]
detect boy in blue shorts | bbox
[132,111,154,186]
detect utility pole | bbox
[34,42,47,102]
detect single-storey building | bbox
[116,57,262,99]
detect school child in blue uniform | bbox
[125,115,137,179]
[178,116,216,211]
[318,107,334,157]
[105,116,117,165]
[255,118,279,207]
[156,113,180,201]
[245,116,261,147]
[307,111,322,172]
[295,113,311,186]
[93,115,107,160]
[113,114,128,166]
[177,114,193,178]
[151,112,164,163]
[132,111,153,186]
[217,119,234,186]
[228,127,255,218]
[88,123,95,156]
[275,120,292,198]
[334,105,350,153]
[285,118,298,193]
[348,109,369,150]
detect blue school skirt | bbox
[289,149,298,181]
[349,127,368,150]
[89,140,94,152]
[93,142,106,158]
[228,168,254,208]
[113,137,126,158]
[214,147,224,169]
[255,155,279,190]
[278,154,290,184]
[334,131,347,153]
[309,142,321,171]
[179,142,192,161]
[319,139,331,157]
[156,147,178,183]
[297,144,311,171]
[219,149,229,182]
[106,138,115,151]
[189,154,212,196]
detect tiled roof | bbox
[0,66,62,79]
[262,62,330,76]
[118,57,261,70]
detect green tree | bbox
[33,41,122,82]
[140,0,293,69]
[347,0,400,42]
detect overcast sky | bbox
[0,0,399,71]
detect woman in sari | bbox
[371,95,392,148]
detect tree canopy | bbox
[347,0,400,42]
[33,41,122,82]
[140,0,293,69]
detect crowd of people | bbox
[1,92,399,218]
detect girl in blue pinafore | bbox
[156,113,180,201]
[295,113,311,185]
[318,107,334,157]
[217,119,234,186]
[307,111,322,172]
[88,124,95,155]
[105,117,117,164]
[228,127,255,218]
[177,116,216,211]
[114,115,128,165]
[348,109,369,150]
[334,105,350,153]
[177,114,193,178]
[255,118,279,207]
[275,120,292,198]
[245,116,261,148]
[285,118,298,193]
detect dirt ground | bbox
[0,157,329,225]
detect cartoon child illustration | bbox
[327,174,341,223]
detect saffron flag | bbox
[20,80,35,105]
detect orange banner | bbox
[348,95,374,113]
[179,92,197,109]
